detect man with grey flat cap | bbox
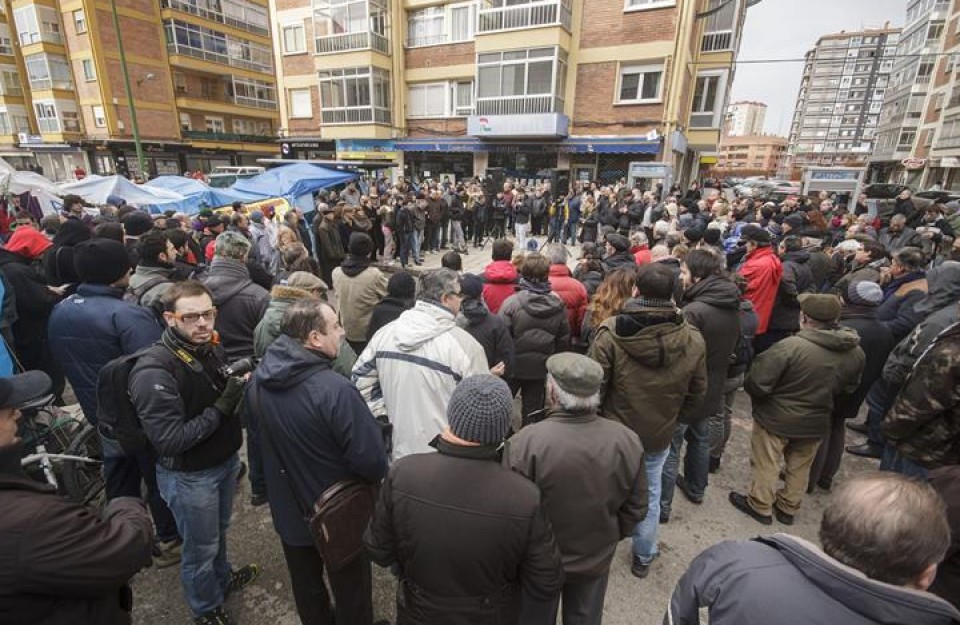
[505,352,647,625]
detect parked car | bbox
[208,166,264,189]
[915,189,960,204]
[863,183,912,199]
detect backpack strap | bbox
[132,276,172,304]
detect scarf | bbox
[518,277,552,295]
[340,253,373,278]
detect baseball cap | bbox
[0,371,52,410]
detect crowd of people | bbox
[0,175,959,625]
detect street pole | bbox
[109,0,145,178]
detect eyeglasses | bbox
[173,308,217,323]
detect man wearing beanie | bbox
[506,353,646,624]
[332,232,388,355]
[47,238,181,566]
[121,210,155,267]
[458,272,514,372]
[366,374,563,624]
[366,270,416,341]
[808,281,894,492]
[602,232,637,272]
[731,293,864,526]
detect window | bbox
[92,105,106,128]
[34,100,58,132]
[318,66,391,124]
[0,24,12,55]
[179,112,191,131]
[81,59,96,81]
[289,88,312,118]
[17,6,63,44]
[617,63,663,103]
[690,72,727,128]
[453,80,473,115]
[0,70,20,96]
[407,82,447,118]
[230,76,277,108]
[163,20,273,73]
[624,0,676,10]
[407,2,475,47]
[450,3,475,42]
[205,116,224,133]
[281,23,305,54]
[174,72,186,93]
[25,53,73,90]
[73,10,86,34]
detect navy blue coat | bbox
[245,334,388,546]
[48,284,162,425]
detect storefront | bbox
[403,151,474,183]
[31,145,88,183]
[280,138,336,161]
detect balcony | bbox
[702,30,733,53]
[232,95,277,110]
[0,83,22,97]
[182,129,275,143]
[166,42,272,73]
[161,0,269,37]
[936,135,960,149]
[477,0,572,35]
[315,31,389,55]
[320,107,391,125]
[475,94,561,116]
[28,78,73,91]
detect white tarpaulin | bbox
[58,175,185,208]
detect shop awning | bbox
[394,136,660,154]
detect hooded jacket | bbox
[681,275,741,421]
[202,257,269,360]
[352,300,489,460]
[252,285,357,378]
[834,306,896,420]
[0,444,153,625]
[768,250,815,332]
[739,245,783,335]
[42,219,90,286]
[589,301,707,452]
[548,264,588,341]
[499,285,570,380]
[366,295,413,341]
[128,264,175,310]
[458,297,514,369]
[876,270,928,341]
[601,250,637,273]
[0,243,60,364]
[667,533,960,625]
[745,326,865,438]
[246,335,387,547]
[481,260,518,314]
[331,257,388,342]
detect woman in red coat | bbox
[737,225,783,338]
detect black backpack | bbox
[96,348,155,456]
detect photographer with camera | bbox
[129,280,259,625]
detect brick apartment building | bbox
[716,133,787,177]
[0,0,279,180]
[271,0,751,188]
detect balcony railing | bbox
[937,135,960,149]
[161,0,269,37]
[319,106,391,125]
[233,95,277,110]
[702,30,733,52]
[37,119,59,132]
[477,1,572,34]
[315,31,389,55]
[0,83,21,96]
[28,78,73,91]
[475,94,560,115]
[182,129,275,142]
[166,42,272,73]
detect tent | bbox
[0,158,66,216]
[231,163,357,200]
[58,175,185,212]
[143,176,261,215]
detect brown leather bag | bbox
[253,384,377,571]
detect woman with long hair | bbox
[580,267,637,347]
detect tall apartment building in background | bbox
[725,99,766,136]
[0,0,280,180]
[271,0,751,187]
[868,0,949,184]
[783,25,899,178]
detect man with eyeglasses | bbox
[129,280,259,625]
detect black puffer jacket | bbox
[365,438,563,625]
[835,307,896,420]
[202,257,269,360]
[768,250,815,332]
[498,284,570,380]
[681,275,741,421]
[459,297,515,370]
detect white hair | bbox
[547,375,600,412]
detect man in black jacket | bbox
[0,370,154,625]
[129,281,258,625]
[365,374,563,625]
[246,299,388,625]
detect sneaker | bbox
[152,539,182,569]
[676,474,704,504]
[728,492,773,525]
[194,607,232,625]
[774,506,795,525]
[226,564,260,597]
[250,491,268,507]
[630,552,659,579]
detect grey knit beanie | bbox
[447,375,513,445]
[843,280,883,308]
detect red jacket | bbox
[632,245,652,266]
[738,246,783,335]
[548,264,588,340]
[482,260,518,314]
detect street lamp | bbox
[109,0,145,178]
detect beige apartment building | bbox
[271,0,751,188]
[725,99,766,136]
[0,0,280,181]
[716,133,787,177]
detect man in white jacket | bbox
[353,269,489,460]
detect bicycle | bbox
[18,393,105,510]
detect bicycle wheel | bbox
[62,423,106,510]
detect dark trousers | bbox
[280,543,374,625]
[549,575,609,625]
[509,378,546,427]
[809,412,845,488]
[865,378,898,447]
[473,220,487,246]
[104,449,179,543]
[242,404,266,498]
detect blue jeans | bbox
[880,444,929,479]
[632,448,670,564]
[157,454,241,616]
[661,420,710,516]
[865,379,898,447]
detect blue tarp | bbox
[143,176,262,215]
[231,163,357,200]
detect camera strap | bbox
[160,331,225,393]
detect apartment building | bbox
[916,0,960,189]
[716,133,787,176]
[0,0,280,181]
[725,100,766,136]
[869,0,950,184]
[271,0,750,188]
[784,26,900,179]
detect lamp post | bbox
[109,0,145,178]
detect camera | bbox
[219,357,256,378]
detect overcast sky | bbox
[731,0,907,136]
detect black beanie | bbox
[74,238,131,285]
[460,273,483,299]
[121,211,154,237]
[703,228,722,246]
[387,271,416,299]
[348,232,374,257]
